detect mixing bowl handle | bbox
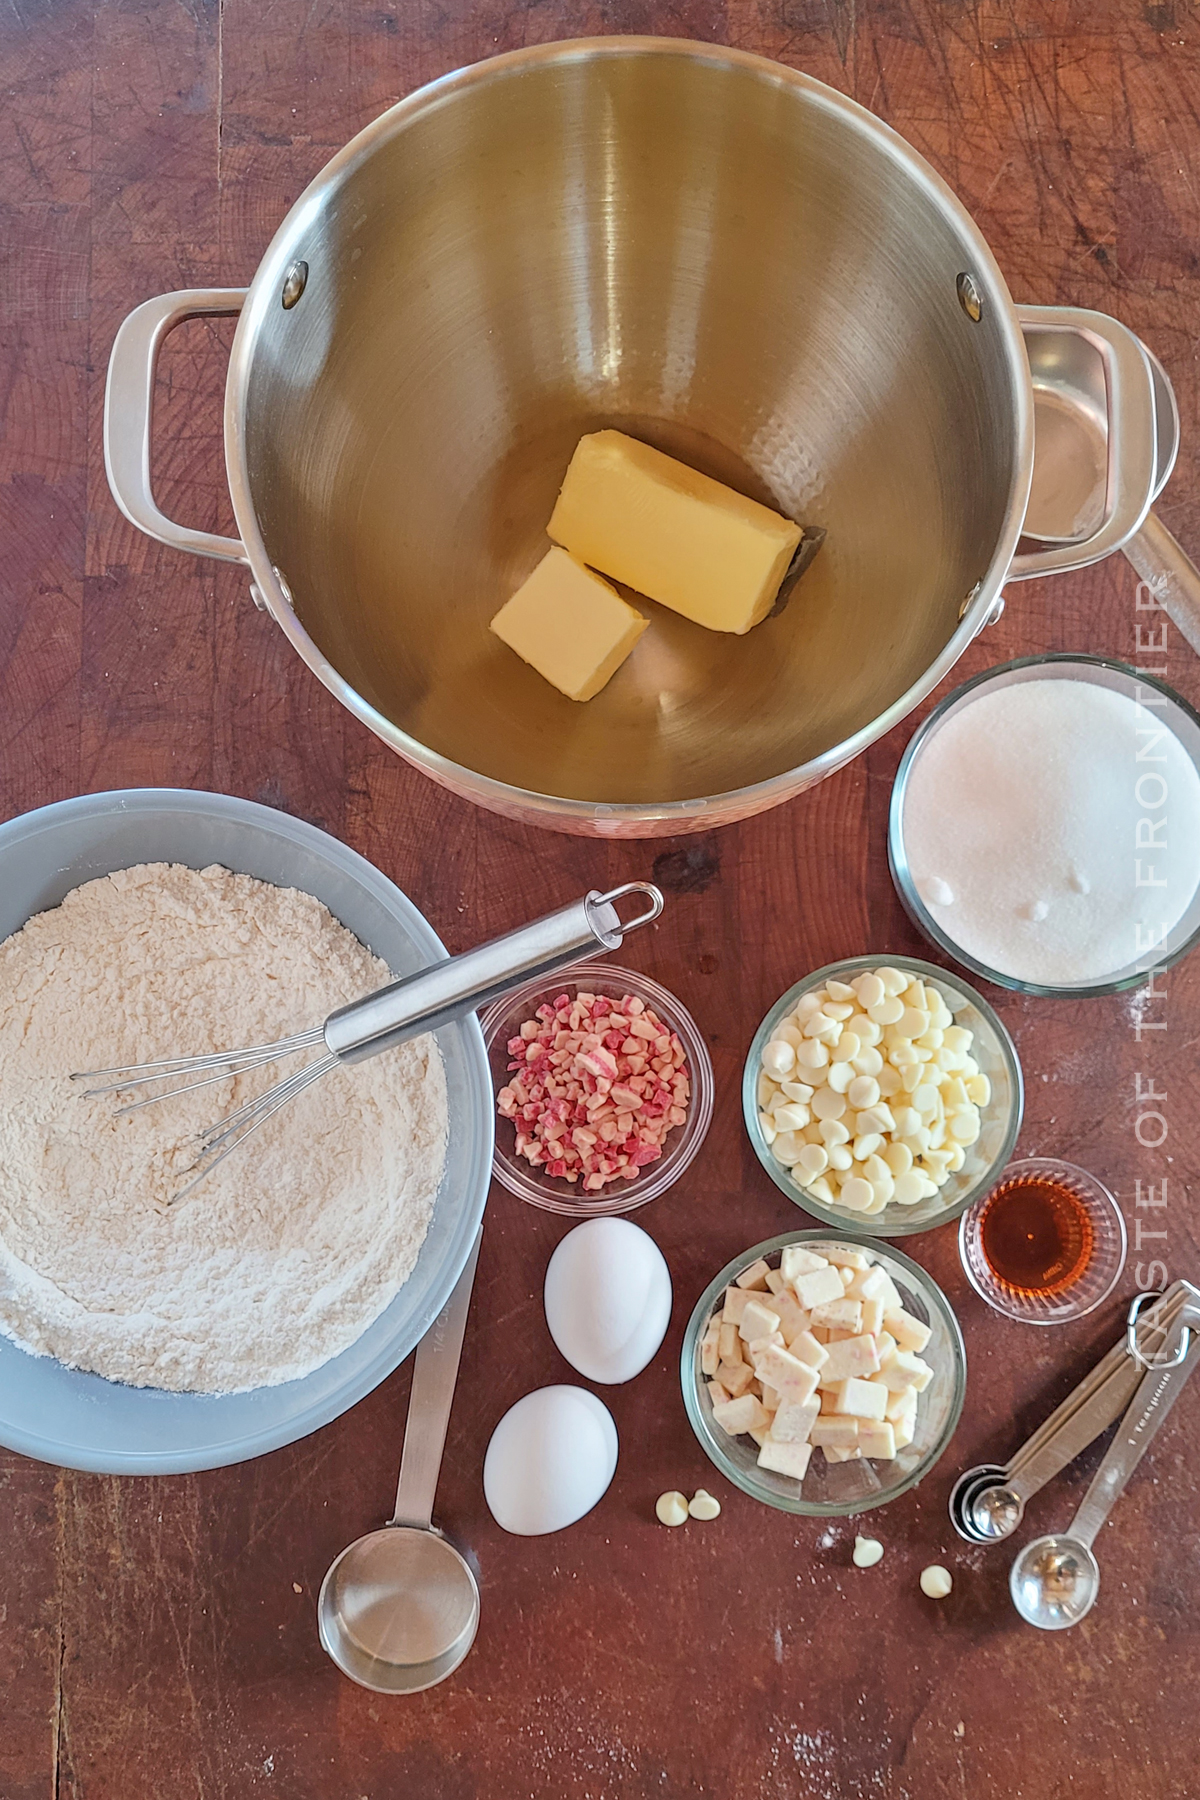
[1007,305,1157,581]
[104,289,250,565]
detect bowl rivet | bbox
[282,260,308,309]
[956,272,983,322]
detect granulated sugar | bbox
[0,863,448,1393]
[900,677,1200,985]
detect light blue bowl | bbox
[0,789,492,1474]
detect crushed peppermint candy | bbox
[496,991,691,1189]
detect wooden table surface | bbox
[3,3,1200,1795]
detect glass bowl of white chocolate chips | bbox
[681,1232,967,1516]
[742,956,1023,1237]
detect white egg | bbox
[543,1217,672,1385]
[483,1386,617,1536]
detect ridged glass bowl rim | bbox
[680,1229,967,1516]
[480,961,714,1215]
[741,953,1023,1237]
[958,1156,1129,1324]
[888,653,1200,997]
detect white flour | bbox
[0,863,448,1394]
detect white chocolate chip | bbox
[846,1074,880,1110]
[852,1535,885,1568]
[655,1491,689,1527]
[764,968,993,1221]
[920,1564,953,1599]
[688,1489,721,1521]
[761,1038,796,1079]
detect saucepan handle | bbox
[1121,511,1200,658]
[104,289,250,565]
[1007,304,1157,581]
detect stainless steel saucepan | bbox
[104,37,1191,837]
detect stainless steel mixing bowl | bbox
[105,38,1163,835]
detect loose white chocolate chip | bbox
[655,1491,690,1527]
[852,1535,884,1568]
[759,965,992,1218]
[920,1564,953,1599]
[688,1489,721,1521]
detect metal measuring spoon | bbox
[950,1283,1192,1543]
[1010,1320,1200,1630]
[966,1351,1147,1542]
[319,1232,482,1691]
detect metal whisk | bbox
[73,882,663,1201]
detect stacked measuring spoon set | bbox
[950,1280,1200,1629]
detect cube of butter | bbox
[489,546,647,701]
[548,430,802,635]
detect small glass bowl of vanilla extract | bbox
[959,1158,1127,1324]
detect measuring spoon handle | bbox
[1070,1324,1200,1551]
[1008,1282,1189,1480]
[390,1230,482,1531]
[1010,1354,1145,1505]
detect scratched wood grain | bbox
[2,2,1199,1795]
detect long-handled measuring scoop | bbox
[73,882,663,1199]
[318,1231,482,1692]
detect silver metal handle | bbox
[1122,510,1200,658]
[1009,1356,1145,1506]
[1070,1315,1200,1550]
[1009,305,1157,580]
[1007,1282,1191,1478]
[104,288,249,564]
[391,1231,482,1531]
[324,882,664,1064]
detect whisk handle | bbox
[323,884,663,1065]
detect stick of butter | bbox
[489,546,648,702]
[547,430,802,635]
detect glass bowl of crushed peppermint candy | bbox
[481,963,714,1215]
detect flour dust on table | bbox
[0,863,448,1393]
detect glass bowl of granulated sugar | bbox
[889,655,1200,997]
